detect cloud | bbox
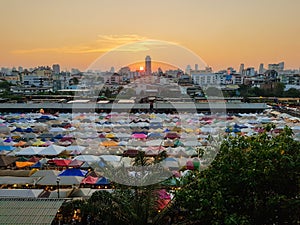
[11,35,179,55]
[11,46,111,54]
[97,34,147,44]
[98,34,178,52]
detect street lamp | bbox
[56,177,61,198]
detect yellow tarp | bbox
[16,161,35,168]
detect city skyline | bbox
[0,0,300,71]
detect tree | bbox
[272,82,285,97]
[175,126,300,224]
[284,88,300,97]
[205,87,223,97]
[79,151,171,225]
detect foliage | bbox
[79,151,171,225]
[238,83,290,98]
[205,87,223,97]
[175,126,300,224]
[0,80,11,91]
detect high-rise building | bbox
[259,63,264,74]
[239,64,244,74]
[268,62,284,72]
[52,64,60,74]
[185,65,191,75]
[145,55,152,75]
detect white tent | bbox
[15,147,45,156]
[38,145,65,156]
[74,155,100,162]
[100,155,122,162]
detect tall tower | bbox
[52,64,60,74]
[145,55,152,75]
[259,63,264,74]
[239,63,244,74]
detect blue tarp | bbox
[0,146,15,151]
[147,133,163,138]
[149,122,163,129]
[30,161,42,168]
[59,168,87,177]
[12,127,24,133]
[54,134,63,139]
[24,128,34,133]
[95,177,110,185]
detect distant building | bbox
[21,66,53,88]
[239,64,244,74]
[268,62,284,72]
[259,63,265,74]
[165,69,183,78]
[192,73,218,86]
[103,72,122,84]
[227,67,236,75]
[243,67,256,76]
[52,64,60,74]
[145,56,152,75]
[178,74,193,86]
[110,67,115,73]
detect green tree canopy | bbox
[175,126,300,225]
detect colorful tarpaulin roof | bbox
[81,175,99,184]
[53,159,72,167]
[59,168,87,177]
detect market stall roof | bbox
[36,175,84,186]
[30,169,60,178]
[38,145,65,156]
[59,168,87,177]
[0,155,18,167]
[0,189,43,198]
[0,198,65,225]
[0,176,38,185]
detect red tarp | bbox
[81,175,99,184]
[53,159,72,167]
[68,159,84,167]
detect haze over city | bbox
[1,0,300,71]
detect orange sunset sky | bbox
[0,0,300,72]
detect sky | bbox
[0,0,300,72]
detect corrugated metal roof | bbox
[0,189,43,198]
[36,175,83,186]
[0,176,38,185]
[0,198,65,225]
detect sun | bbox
[139,66,144,71]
